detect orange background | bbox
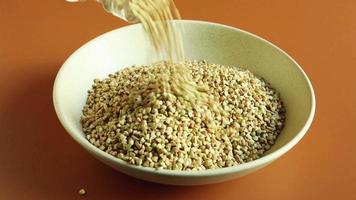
[1,0,355,199]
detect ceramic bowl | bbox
[53,20,315,185]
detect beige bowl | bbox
[53,20,315,185]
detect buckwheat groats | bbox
[81,60,285,170]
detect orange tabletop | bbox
[1,0,355,199]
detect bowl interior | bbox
[54,20,314,171]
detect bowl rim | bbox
[53,20,316,177]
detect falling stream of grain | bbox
[127,0,213,105]
[129,0,184,62]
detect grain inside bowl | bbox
[77,0,286,171]
[81,60,285,170]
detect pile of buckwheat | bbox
[81,60,285,170]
